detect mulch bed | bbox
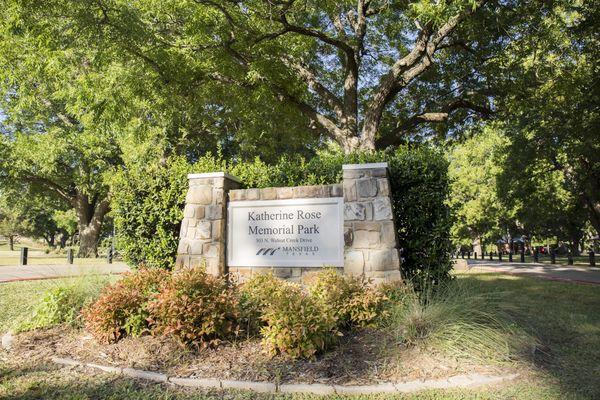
[6,326,508,385]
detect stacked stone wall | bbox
[175,164,401,283]
[176,173,241,276]
[229,184,342,202]
[342,164,401,283]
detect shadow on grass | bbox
[457,273,600,399]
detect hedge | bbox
[110,146,452,288]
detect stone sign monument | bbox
[176,162,401,283]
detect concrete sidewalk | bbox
[0,263,130,283]
[459,259,600,284]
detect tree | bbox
[6,0,527,153]
[449,118,591,256]
[0,188,65,250]
[53,209,78,248]
[496,132,589,254]
[0,194,32,250]
[0,16,122,256]
[448,125,511,253]
[492,0,600,237]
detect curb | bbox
[51,357,519,395]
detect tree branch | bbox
[39,98,79,128]
[22,175,74,204]
[330,6,348,40]
[391,98,494,137]
[269,82,347,144]
[365,1,391,17]
[280,57,344,120]
[362,0,487,145]
[205,41,348,145]
[278,13,355,59]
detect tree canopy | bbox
[0,0,597,257]
[494,0,600,239]
[4,0,542,153]
[0,13,122,255]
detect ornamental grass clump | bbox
[82,268,170,343]
[385,279,536,364]
[147,267,240,348]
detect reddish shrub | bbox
[147,267,240,347]
[82,268,170,343]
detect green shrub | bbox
[386,146,453,289]
[240,271,389,358]
[110,157,192,270]
[147,267,240,347]
[238,273,283,308]
[237,272,283,335]
[15,276,111,332]
[385,279,536,364]
[307,269,387,328]
[259,280,338,359]
[82,268,170,343]
[17,287,81,331]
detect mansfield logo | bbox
[256,247,280,256]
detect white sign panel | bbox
[227,197,344,267]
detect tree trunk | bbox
[587,199,600,237]
[341,135,364,154]
[570,236,581,256]
[79,223,102,257]
[44,234,55,248]
[9,235,14,251]
[59,232,68,249]
[74,193,110,257]
[472,236,483,255]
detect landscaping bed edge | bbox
[50,356,520,395]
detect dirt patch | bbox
[5,326,511,385]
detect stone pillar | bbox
[342,162,401,283]
[176,172,242,276]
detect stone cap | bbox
[187,172,242,183]
[342,162,388,170]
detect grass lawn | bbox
[0,242,117,266]
[462,254,596,267]
[1,273,598,399]
[0,276,117,333]
[0,255,119,266]
[0,248,121,267]
[0,242,46,252]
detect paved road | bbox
[0,263,130,283]
[460,259,600,284]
